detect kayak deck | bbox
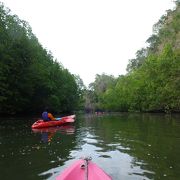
[56,158,112,180]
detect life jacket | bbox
[42,111,50,121]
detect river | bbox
[0,113,180,180]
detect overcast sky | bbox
[1,0,175,86]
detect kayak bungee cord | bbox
[80,156,92,180]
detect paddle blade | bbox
[65,118,75,123]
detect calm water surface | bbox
[0,113,180,180]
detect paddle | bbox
[64,118,75,123]
[56,115,75,121]
[55,117,75,123]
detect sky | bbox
[1,0,175,86]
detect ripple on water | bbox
[99,154,112,158]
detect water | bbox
[0,113,180,180]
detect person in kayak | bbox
[42,108,56,121]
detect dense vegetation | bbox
[86,1,180,113]
[1,2,179,115]
[0,3,82,115]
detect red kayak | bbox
[31,115,75,129]
[32,125,75,134]
[56,157,112,180]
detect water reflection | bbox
[63,113,180,180]
[0,114,180,180]
[32,125,75,143]
[70,128,154,179]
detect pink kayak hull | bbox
[56,159,112,180]
[31,115,75,129]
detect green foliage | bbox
[126,48,148,72]
[0,3,80,115]
[87,2,180,113]
[74,75,86,110]
[86,73,116,111]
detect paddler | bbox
[42,107,56,121]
